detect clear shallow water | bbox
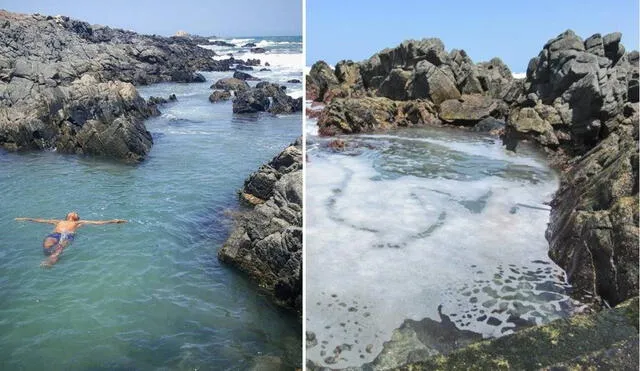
[306,123,580,368]
[0,63,301,369]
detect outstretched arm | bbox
[78,219,127,225]
[15,217,59,224]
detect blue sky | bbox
[1,0,302,36]
[306,0,639,73]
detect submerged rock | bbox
[233,70,260,81]
[218,138,303,312]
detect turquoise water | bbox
[0,71,301,370]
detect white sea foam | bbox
[254,40,296,47]
[306,130,574,368]
[224,38,253,45]
[306,118,319,136]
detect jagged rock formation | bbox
[506,30,638,154]
[503,30,638,307]
[218,138,303,311]
[233,82,303,114]
[0,10,233,160]
[307,39,520,107]
[308,38,519,134]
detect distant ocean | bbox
[203,36,303,98]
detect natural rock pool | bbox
[306,123,581,368]
[1,71,301,370]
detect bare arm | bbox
[15,217,59,224]
[78,219,127,225]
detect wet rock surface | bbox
[398,297,639,371]
[218,138,303,311]
[0,10,233,160]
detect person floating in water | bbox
[15,212,127,267]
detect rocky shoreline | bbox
[306,30,638,369]
[218,138,303,312]
[0,10,270,161]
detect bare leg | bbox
[41,241,68,268]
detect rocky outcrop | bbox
[0,10,229,160]
[505,30,639,307]
[233,82,303,114]
[506,30,637,155]
[317,97,440,135]
[307,38,521,108]
[0,73,153,161]
[546,103,638,306]
[233,70,259,81]
[218,138,303,311]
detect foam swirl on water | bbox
[306,127,580,368]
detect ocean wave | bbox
[254,40,299,47]
[224,38,254,45]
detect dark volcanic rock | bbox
[233,70,259,81]
[547,103,638,306]
[308,38,521,107]
[211,40,235,47]
[251,47,267,53]
[508,29,637,154]
[287,79,301,83]
[505,30,639,307]
[242,42,256,47]
[233,82,302,114]
[0,10,231,160]
[0,74,153,161]
[218,139,303,311]
[409,60,461,104]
